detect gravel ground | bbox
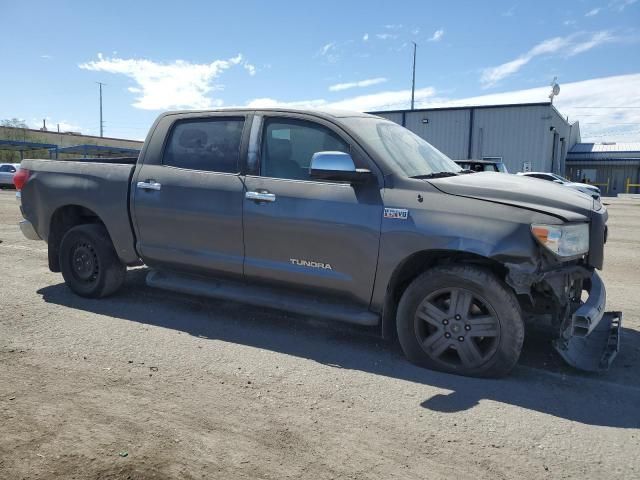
[1,189,639,479]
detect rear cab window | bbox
[163,117,245,173]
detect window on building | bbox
[163,118,244,173]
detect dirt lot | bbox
[1,189,639,479]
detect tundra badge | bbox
[290,259,333,270]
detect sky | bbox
[1,0,639,142]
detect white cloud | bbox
[318,42,340,63]
[329,77,388,92]
[244,62,257,76]
[585,7,601,16]
[363,33,369,41]
[568,31,613,54]
[79,53,252,110]
[610,0,637,11]
[376,33,397,40]
[246,86,436,112]
[481,32,615,87]
[319,43,335,56]
[247,73,640,143]
[502,5,516,16]
[563,20,577,26]
[40,54,53,60]
[384,24,403,30]
[428,29,444,42]
[416,74,640,143]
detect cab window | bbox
[163,118,244,173]
[261,119,349,180]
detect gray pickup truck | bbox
[15,108,621,377]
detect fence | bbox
[625,177,640,194]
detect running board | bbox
[146,269,380,327]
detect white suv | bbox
[517,172,601,199]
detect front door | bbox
[242,114,383,306]
[133,115,247,278]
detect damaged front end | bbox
[552,270,621,371]
[508,263,621,372]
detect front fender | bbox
[371,188,558,313]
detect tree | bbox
[1,118,28,128]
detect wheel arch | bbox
[381,249,509,340]
[47,205,109,272]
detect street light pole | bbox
[411,42,417,110]
[96,82,105,137]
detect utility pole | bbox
[410,42,417,110]
[96,82,105,137]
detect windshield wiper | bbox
[410,171,460,179]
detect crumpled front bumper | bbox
[553,270,621,372]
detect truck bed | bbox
[19,158,139,264]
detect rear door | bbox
[132,113,248,278]
[242,113,383,306]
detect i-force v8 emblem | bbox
[384,208,409,220]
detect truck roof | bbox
[159,108,381,121]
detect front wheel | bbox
[396,265,524,378]
[59,224,126,298]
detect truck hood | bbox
[428,172,594,222]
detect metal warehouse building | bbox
[565,143,640,196]
[370,102,581,175]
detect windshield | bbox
[344,117,461,177]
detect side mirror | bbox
[309,151,372,183]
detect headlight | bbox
[531,223,589,258]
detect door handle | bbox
[245,191,276,202]
[137,180,162,191]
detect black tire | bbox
[396,265,524,378]
[59,224,126,298]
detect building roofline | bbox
[0,125,143,144]
[566,158,640,163]
[367,102,553,115]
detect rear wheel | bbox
[59,224,126,298]
[396,265,524,377]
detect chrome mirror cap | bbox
[309,152,371,183]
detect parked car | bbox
[14,108,619,377]
[455,159,508,173]
[0,163,20,188]
[517,172,601,199]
